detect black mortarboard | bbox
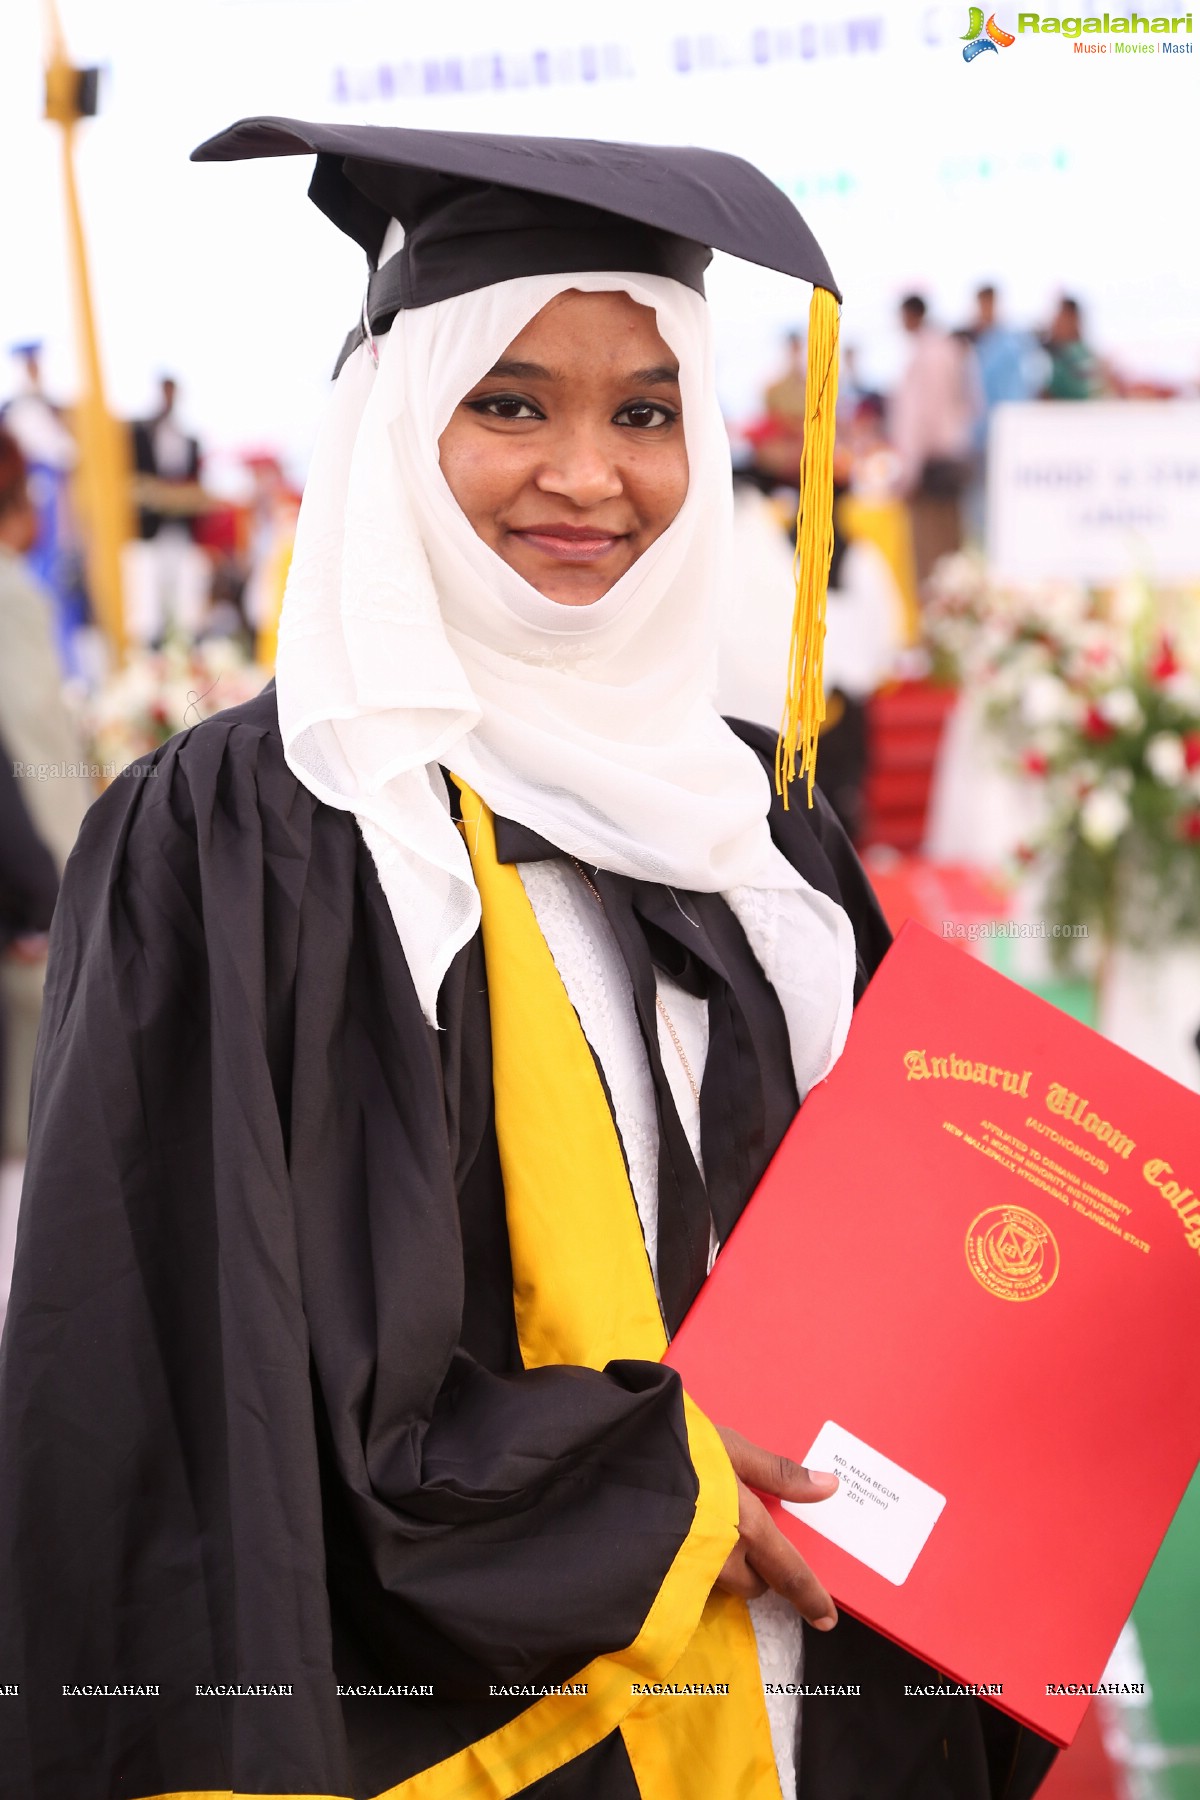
[190,116,839,322]
[191,117,842,801]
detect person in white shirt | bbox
[890,295,983,584]
[124,375,211,642]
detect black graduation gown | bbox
[0,686,1054,1800]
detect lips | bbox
[509,524,627,563]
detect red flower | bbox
[1014,842,1037,865]
[1021,750,1049,776]
[1178,810,1200,844]
[1150,636,1180,682]
[1184,732,1200,772]
[149,702,171,727]
[1083,706,1115,742]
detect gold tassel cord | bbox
[775,286,841,809]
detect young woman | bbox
[0,122,1054,1800]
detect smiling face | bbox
[437,289,689,606]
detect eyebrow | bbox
[485,358,681,385]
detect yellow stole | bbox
[443,785,783,1800]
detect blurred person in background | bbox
[741,343,917,705]
[125,373,212,642]
[1,342,90,678]
[829,394,920,645]
[890,293,983,584]
[842,390,902,497]
[2,343,73,460]
[967,285,1046,410]
[743,327,809,481]
[1041,296,1105,400]
[0,427,93,1165]
[193,488,252,644]
[240,448,301,666]
[0,737,59,1338]
[764,327,808,428]
[835,342,866,425]
[961,285,1048,544]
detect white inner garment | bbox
[519,857,803,1798]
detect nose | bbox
[533,424,624,509]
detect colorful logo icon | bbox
[962,8,1016,59]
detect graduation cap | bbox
[191,116,842,800]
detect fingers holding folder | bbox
[714,1424,841,1629]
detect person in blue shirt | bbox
[963,285,1047,543]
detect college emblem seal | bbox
[965,1205,1059,1302]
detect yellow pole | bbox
[43,0,131,660]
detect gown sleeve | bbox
[0,697,734,1800]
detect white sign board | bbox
[988,402,1200,583]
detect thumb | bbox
[717,1427,840,1504]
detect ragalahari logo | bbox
[962,8,1017,56]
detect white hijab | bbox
[276,260,856,1096]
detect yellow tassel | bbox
[775,287,841,809]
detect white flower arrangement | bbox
[83,635,269,777]
[924,554,1200,962]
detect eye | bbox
[614,401,680,430]
[466,394,545,422]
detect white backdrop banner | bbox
[988,402,1200,582]
[6,1,1198,466]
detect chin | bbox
[505,556,621,608]
[537,581,612,607]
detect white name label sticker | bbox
[780,1420,946,1586]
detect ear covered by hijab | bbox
[275,245,855,1096]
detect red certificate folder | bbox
[667,922,1200,1746]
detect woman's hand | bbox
[713,1425,839,1630]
